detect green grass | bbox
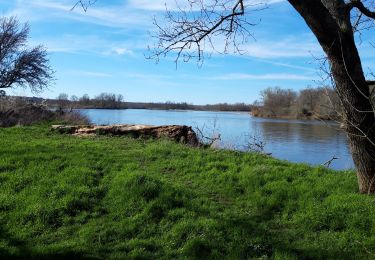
[0,125,375,259]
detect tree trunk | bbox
[330,51,375,194]
[288,0,375,193]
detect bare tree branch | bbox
[348,0,375,19]
[71,0,97,12]
[322,156,339,168]
[149,0,267,64]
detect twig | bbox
[322,156,339,168]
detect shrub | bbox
[57,111,90,125]
[0,98,90,127]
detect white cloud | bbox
[30,34,105,54]
[250,58,317,72]
[9,0,312,60]
[208,73,315,81]
[127,0,170,11]
[125,73,171,80]
[186,31,322,59]
[30,33,142,57]
[9,0,152,28]
[110,47,134,56]
[30,0,70,11]
[231,34,322,59]
[114,71,314,82]
[68,70,112,77]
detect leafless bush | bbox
[243,132,270,155]
[322,156,339,168]
[0,101,54,127]
[0,98,90,127]
[58,111,90,125]
[194,116,221,148]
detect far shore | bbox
[74,107,336,121]
[73,107,252,113]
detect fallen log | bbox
[52,124,200,146]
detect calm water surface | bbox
[80,109,354,170]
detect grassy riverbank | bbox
[1,125,375,259]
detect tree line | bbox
[252,86,344,120]
[53,93,253,112]
[125,101,252,112]
[54,93,126,110]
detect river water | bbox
[79,109,354,170]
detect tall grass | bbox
[0,125,374,259]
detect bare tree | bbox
[70,95,79,110]
[79,94,90,106]
[298,87,322,114]
[0,16,54,94]
[117,94,124,104]
[57,93,69,111]
[75,0,375,194]
[260,87,297,117]
[292,86,342,120]
[244,133,269,154]
[194,116,221,148]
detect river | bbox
[79,109,354,170]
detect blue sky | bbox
[1,0,374,104]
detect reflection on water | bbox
[79,109,354,170]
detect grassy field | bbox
[1,125,375,259]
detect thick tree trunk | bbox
[327,30,375,194]
[288,0,375,193]
[330,54,375,194]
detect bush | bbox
[0,98,90,127]
[57,110,90,125]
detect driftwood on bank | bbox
[51,124,200,146]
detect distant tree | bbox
[57,93,68,100]
[257,86,342,120]
[79,94,90,106]
[116,94,124,103]
[313,88,342,120]
[70,95,79,110]
[95,93,114,108]
[261,87,297,117]
[57,93,69,111]
[70,95,78,102]
[298,87,322,114]
[0,16,53,94]
[93,92,124,108]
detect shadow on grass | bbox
[0,224,98,260]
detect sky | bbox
[0,0,374,104]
